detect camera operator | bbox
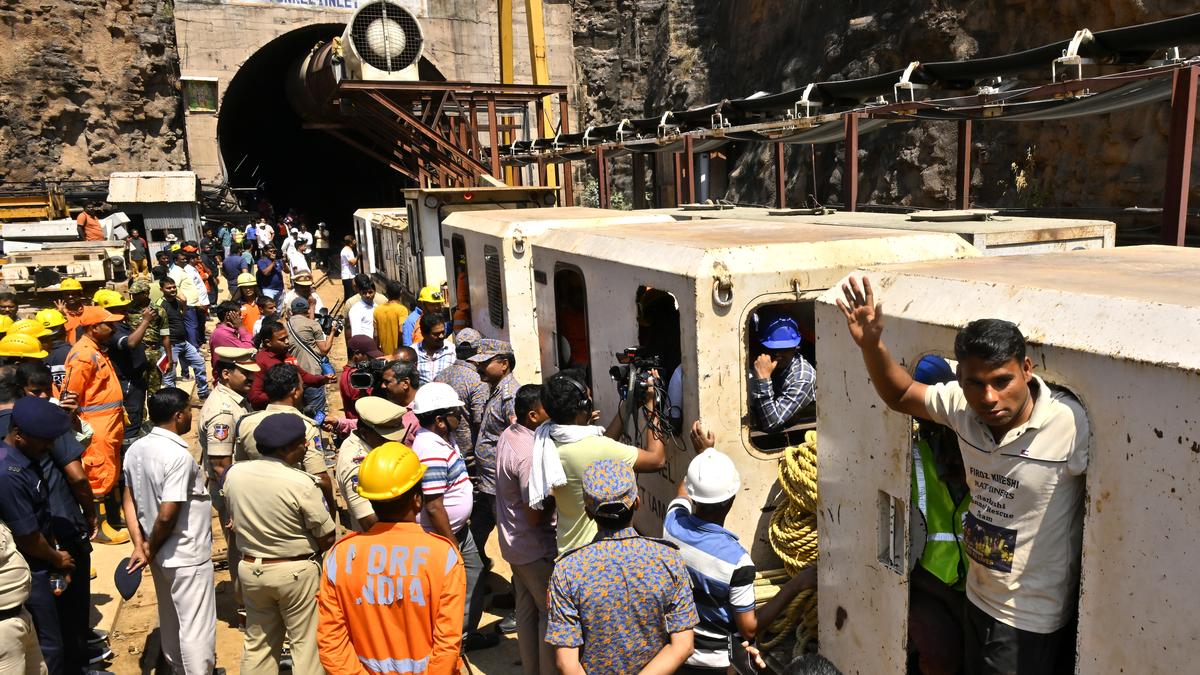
[287,297,340,418]
[280,273,324,317]
[340,335,384,418]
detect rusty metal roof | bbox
[106,172,198,203]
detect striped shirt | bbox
[411,427,474,533]
[748,355,816,432]
[415,340,456,386]
[662,498,756,668]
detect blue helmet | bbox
[758,315,802,350]
[914,355,955,385]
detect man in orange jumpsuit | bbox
[57,277,87,345]
[317,442,465,675]
[64,304,129,544]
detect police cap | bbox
[253,413,307,452]
[12,397,71,440]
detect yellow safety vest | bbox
[911,440,971,587]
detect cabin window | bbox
[634,286,682,426]
[745,299,817,452]
[553,265,591,384]
[484,245,504,329]
[372,225,385,273]
[449,235,472,331]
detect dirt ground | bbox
[105,269,523,674]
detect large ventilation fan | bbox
[342,0,424,80]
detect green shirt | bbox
[551,435,639,555]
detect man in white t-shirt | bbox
[340,235,359,299]
[346,274,376,340]
[286,240,311,279]
[122,387,216,675]
[837,276,1087,675]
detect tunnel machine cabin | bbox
[813,245,1200,674]
[441,207,677,384]
[527,218,979,560]
[644,206,1115,256]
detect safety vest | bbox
[911,440,971,587]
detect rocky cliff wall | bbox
[572,0,1199,213]
[0,0,187,183]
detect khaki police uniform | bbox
[234,404,328,474]
[224,456,334,675]
[335,396,413,532]
[198,381,253,591]
[0,522,45,675]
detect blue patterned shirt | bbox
[473,373,520,495]
[546,527,698,674]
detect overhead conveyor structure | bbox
[496,11,1200,244]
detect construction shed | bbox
[106,171,202,256]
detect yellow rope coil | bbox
[763,430,820,652]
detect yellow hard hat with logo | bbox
[0,333,49,359]
[36,308,67,329]
[356,442,426,502]
[417,285,443,304]
[237,272,257,288]
[93,289,130,309]
[59,278,83,292]
[9,319,50,338]
[0,316,13,335]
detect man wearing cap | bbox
[546,459,698,674]
[64,304,131,542]
[257,246,285,300]
[749,314,816,433]
[402,284,445,347]
[410,382,492,650]
[122,387,216,675]
[249,320,332,411]
[468,339,520,568]
[224,412,336,675]
[157,277,209,397]
[372,280,409,356]
[55,277,86,346]
[664,422,816,673]
[287,240,311,279]
[286,295,340,418]
[334,396,414,532]
[0,333,49,365]
[236,363,335,515]
[433,327,488,468]
[0,396,77,674]
[318,442,466,675]
[279,273,324,318]
[339,335,384,417]
[209,302,254,371]
[237,273,260,334]
[415,311,455,386]
[95,289,160,444]
[198,346,259,595]
[127,279,168,395]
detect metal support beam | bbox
[632,152,647,209]
[325,130,418,181]
[1162,65,1198,246]
[468,100,479,157]
[558,94,574,205]
[487,95,502,179]
[844,113,860,212]
[683,135,696,204]
[673,153,683,207]
[775,142,786,209]
[956,120,973,210]
[364,90,491,176]
[536,157,547,186]
[596,146,610,209]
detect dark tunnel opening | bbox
[218,23,439,237]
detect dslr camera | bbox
[315,308,344,335]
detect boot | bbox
[93,500,129,545]
[104,491,126,530]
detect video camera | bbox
[348,357,388,393]
[609,346,661,407]
[316,298,346,335]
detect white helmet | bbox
[685,449,741,503]
[410,382,466,415]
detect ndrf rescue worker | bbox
[197,346,259,598]
[838,277,1087,675]
[317,442,466,675]
[63,304,129,544]
[224,413,335,675]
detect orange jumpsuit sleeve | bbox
[317,546,369,675]
[429,547,466,675]
[63,347,96,399]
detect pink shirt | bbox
[495,423,556,566]
[209,322,253,369]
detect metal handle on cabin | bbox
[712,275,734,309]
[512,235,526,255]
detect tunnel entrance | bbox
[217,24,444,238]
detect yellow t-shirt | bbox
[373,302,410,356]
[551,435,639,554]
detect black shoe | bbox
[491,591,515,610]
[463,631,501,651]
[498,612,518,635]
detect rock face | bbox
[572,0,1199,213]
[0,0,187,183]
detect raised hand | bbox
[689,420,716,451]
[753,353,777,380]
[835,275,884,349]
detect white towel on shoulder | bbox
[527,422,604,510]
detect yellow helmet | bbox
[237,272,257,288]
[59,278,83,292]
[36,308,67,329]
[9,319,50,338]
[0,315,13,335]
[356,442,426,502]
[417,285,443,304]
[92,289,130,309]
[0,333,48,359]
